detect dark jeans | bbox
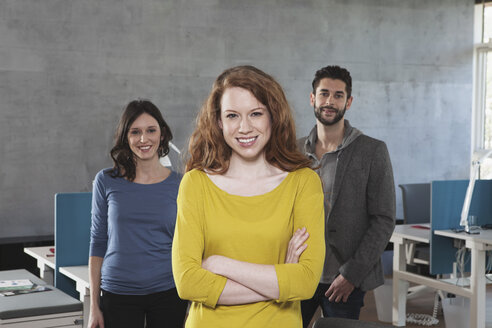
[100,287,188,328]
[301,283,365,328]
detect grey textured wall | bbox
[0,0,474,241]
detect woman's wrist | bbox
[203,255,230,276]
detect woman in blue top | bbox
[88,100,187,328]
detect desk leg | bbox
[83,291,90,328]
[469,243,486,328]
[37,262,54,285]
[392,238,408,327]
[41,267,54,286]
[75,284,90,328]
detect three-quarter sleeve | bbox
[274,169,325,301]
[172,172,228,308]
[89,170,109,258]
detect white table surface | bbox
[390,223,430,244]
[24,246,55,285]
[59,266,89,286]
[434,228,492,245]
[59,265,90,328]
[24,246,55,269]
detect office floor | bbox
[305,284,492,328]
[306,285,492,328]
[360,289,445,327]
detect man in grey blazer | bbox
[299,65,395,326]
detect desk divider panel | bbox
[430,180,492,275]
[54,192,92,298]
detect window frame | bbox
[471,3,492,176]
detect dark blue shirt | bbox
[90,168,181,295]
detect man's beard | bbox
[314,104,347,126]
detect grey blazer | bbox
[298,133,396,291]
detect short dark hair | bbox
[312,65,352,98]
[110,99,173,181]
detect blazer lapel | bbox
[330,144,356,208]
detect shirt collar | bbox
[305,120,354,154]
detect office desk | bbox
[391,224,430,265]
[390,224,431,325]
[59,265,89,328]
[24,246,55,285]
[434,229,492,328]
[392,226,492,328]
[0,269,82,327]
[391,224,430,244]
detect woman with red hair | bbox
[172,66,325,328]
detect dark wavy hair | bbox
[312,65,352,98]
[186,65,311,173]
[110,100,172,181]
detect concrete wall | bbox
[0,0,474,240]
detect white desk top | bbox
[23,246,55,269]
[391,223,431,244]
[59,265,89,289]
[435,228,492,245]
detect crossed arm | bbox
[172,170,325,308]
[202,228,310,305]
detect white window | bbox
[472,2,492,178]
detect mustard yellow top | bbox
[172,168,325,328]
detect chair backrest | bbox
[313,317,396,328]
[54,192,92,298]
[399,183,431,224]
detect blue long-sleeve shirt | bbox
[90,168,181,295]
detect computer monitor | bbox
[460,149,492,233]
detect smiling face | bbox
[219,87,272,163]
[310,78,352,126]
[127,113,163,163]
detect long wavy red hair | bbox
[186,65,311,173]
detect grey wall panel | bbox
[0,0,474,241]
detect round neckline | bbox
[203,170,292,198]
[124,170,176,186]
